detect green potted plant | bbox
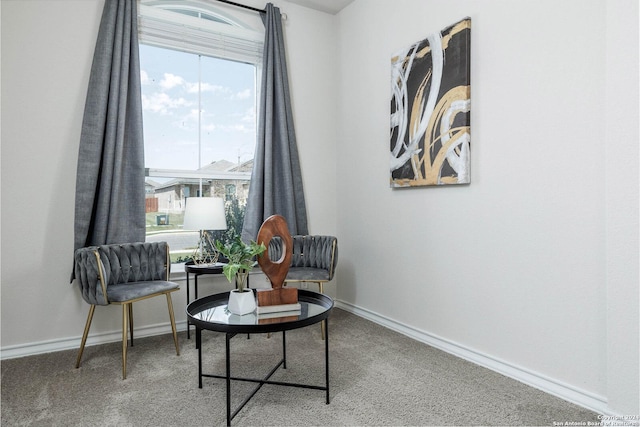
[215,236,266,315]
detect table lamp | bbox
[183,197,228,265]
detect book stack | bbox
[256,302,302,324]
[256,303,301,315]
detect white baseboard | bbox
[0,301,614,417]
[335,299,614,417]
[0,320,188,360]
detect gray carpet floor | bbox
[1,308,598,426]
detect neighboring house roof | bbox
[200,159,235,171]
[148,159,253,192]
[232,158,253,172]
[145,179,163,189]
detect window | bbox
[138,1,263,263]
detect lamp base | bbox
[191,252,220,266]
[191,231,220,265]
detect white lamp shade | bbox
[183,197,228,231]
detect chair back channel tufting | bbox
[74,242,170,305]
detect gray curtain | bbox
[73,0,145,275]
[242,2,308,242]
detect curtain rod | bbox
[214,0,266,14]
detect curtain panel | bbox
[72,0,145,279]
[242,2,308,242]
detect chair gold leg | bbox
[75,305,96,368]
[122,303,128,380]
[128,304,134,347]
[166,293,180,356]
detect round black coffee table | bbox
[186,289,333,426]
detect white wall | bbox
[0,0,337,350]
[2,0,107,347]
[335,0,638,416]
[1,0,637,417]
[604,0,640,415]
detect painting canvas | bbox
[390,18,471,187]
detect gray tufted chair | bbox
[285,235,338,290]
[283,235,338,339]
[74,242,180,379]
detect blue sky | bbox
[139,44,257,172]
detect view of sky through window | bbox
[139,44,257,173]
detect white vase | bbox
[227,289,256,315]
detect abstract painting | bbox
[390,18,471,187]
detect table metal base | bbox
[196,324,330,426]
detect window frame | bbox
[138,1,264,273]
[138,1,264,65]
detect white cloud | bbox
[167,109,200,132]
[174,109,201,128]
[240,107,256,123]
[185,82,229,94]
[140,69,149,85]
[142,92,191,114]
[219,123,255,134]
[160,73,185,90]
[233,89,251,100]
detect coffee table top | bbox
[186,289,334,334]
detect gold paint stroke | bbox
[409,85,470,185]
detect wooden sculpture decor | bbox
[256,215,298,307]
